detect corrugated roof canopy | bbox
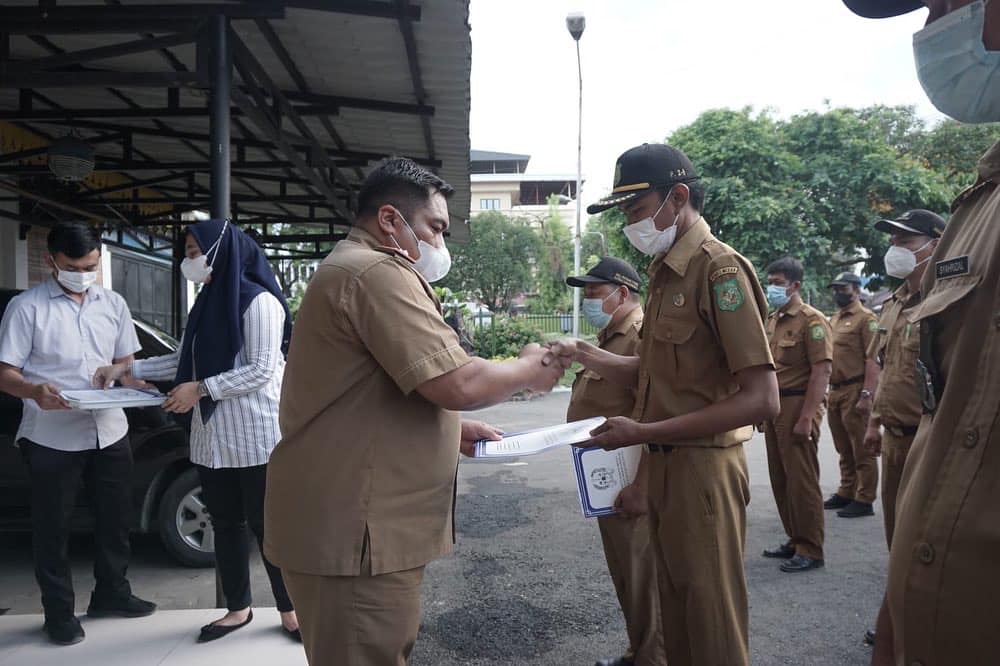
[0,0,472,253]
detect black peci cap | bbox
[874,209,947,238]
[842,0,923,18]
[587,143,700,215]
[828,272,863,288]
[566,256,641,292]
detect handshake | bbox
[516,339,583,394]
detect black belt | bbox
[884,424,920,437]
[830,375,865,390]
[779,388,808,397]
[647,444,674,454]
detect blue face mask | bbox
[582,291,620,329]
[913,0,1000,124]
[767,284,791,310]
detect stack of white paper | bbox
[473,417,606,458]
[60,388,166,410]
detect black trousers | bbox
[196,464,293,613]
[21,437,133,621]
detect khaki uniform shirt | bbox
[830,300,877,385]
[867,283,922,428]
[766,300,833,391]
[633,218,773,448]
[264,227,472,577]
[566,306,643,422]
[887,140,1000,664]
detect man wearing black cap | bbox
[857,210,944,647]
[565,257,665,666]
[551,143,779,666]
[858,210,945,550]
[825,272,879,518]
[841,2,1000,665]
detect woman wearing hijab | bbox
[94,219,298,643]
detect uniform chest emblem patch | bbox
[713,277,744,312]
[673,293,685,307]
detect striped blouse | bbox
[132,291,285,469]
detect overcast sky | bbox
[468,0,941,205]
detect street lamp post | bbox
[566,11,585,338]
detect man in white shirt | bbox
[0,222,156,646]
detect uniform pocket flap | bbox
[652,317,697,344]
[907,274,981,324]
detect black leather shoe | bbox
[823,494,852,509]
[283,625,302,643]
[87,593,157,618]
[43,616,85,646]
[595,657,634,666]
[864,630,876,646]
[762,543,795,559]
[780,554,825,572]
[837,501,875,518]
[198,609,253,643]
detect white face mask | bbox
[391,212,452,283]
[913,0,1000,123]
[180,221,228,284]
[53,260,98,294]
[622,190,680,256]
[884,240,933,279]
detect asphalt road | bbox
[0,390,886,665]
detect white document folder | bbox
[572,445,642,517]
[60,388,166,410]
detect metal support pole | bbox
[209,13,231,221]
[572,39,583,339]
[208,12,230,611]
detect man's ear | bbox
[375,205,400,236]
[670,183,690,209]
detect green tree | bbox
[440,211,538,312]
[912,119,1000,191]
[531,196,574,312]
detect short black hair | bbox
[655,179,705,214]
[357,157,454,221]
[766,256,804,284]
[47,222,101,259]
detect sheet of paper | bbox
[473,417,606,458]
[60,388,166,410]
[572,445,642,518]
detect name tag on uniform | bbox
[936,256,969,280]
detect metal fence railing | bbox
[465,311,601,338]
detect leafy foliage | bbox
[472,316,544,359]
[439,211,539,312]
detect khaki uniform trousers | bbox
[881,429,916,550]
[597,513,666,666]
[646,444,750,666]
[283,546,425,666]
[827,384,878,503]
[764,394,826,560]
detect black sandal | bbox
[197,609,253,643]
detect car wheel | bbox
[157,468,215,568]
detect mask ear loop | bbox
[203,219,230,271]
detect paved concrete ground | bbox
[0,390,886,665]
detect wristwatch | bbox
[860,389,873,399]
[197,380,210,398]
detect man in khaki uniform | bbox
[565,257,665,666]
[264,159,564,666]
[552,143,779,666]
[842,2,1000,664]
[761,256,833,573]
[825,272,879,518]
[857,210,945,549]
